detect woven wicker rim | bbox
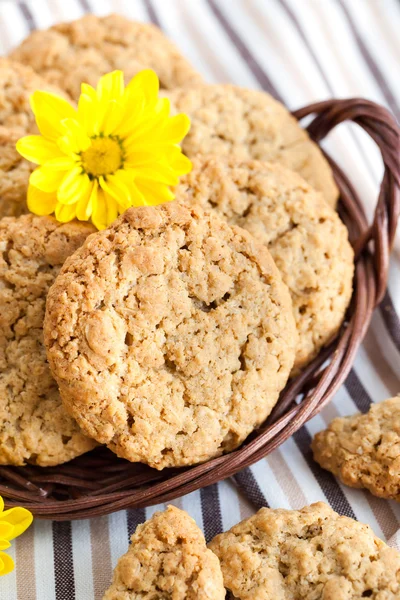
[1,97,399,520]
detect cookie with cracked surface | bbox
[312,396,400,502]
[0,127,33,218]
[103,505,225,599]
[0,214,97,466]
[10,14,204,101]
[44,202,297,469]
[167,85,339,208]
[209,502,400,599]
[0,58,70,218]
[176,157,354,373]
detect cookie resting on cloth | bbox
[0,58,71,218]
[10,13,204,101]
[44,202,297,469]
[167,84,339,208]
[0,214,97,466]
[209,502,400,599]
[312,396,400,502]
[102,505,225,600]
[176,156,354,373]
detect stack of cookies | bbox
[0,14,354,473]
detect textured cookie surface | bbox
[10,14,204,101]
[312,397,400,501]
[103,505,225,599]
[0,215,97,466]
[176,157,353,372]
[167,85,339,207]
[209,502,400,599]
[44,202,297,469]
[0,58,69,218]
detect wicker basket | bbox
[1,98,399,520]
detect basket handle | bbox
[293,99,400,305]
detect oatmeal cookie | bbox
[10,14,204,101]
[167,85,339,207]
[0,214,97,466]
[312,397,400,501]
[209,502,400,599]
[44,202,297,469]
[103,505,225,599]
[0,127,33,217]
[176,157,353,372]
[0,58,70,218]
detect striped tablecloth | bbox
[1,0,399,598]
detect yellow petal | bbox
[125,69,159,105]
[97,71,124,104]
[30,167,66,193]
[160,114,191,144]
[170,151,192,176]
[1,507,33,540]
[27,185,57,216]
[92,186,119,230]
[59,119,91,154]
[0,551,14,576]
[16,136,61,165]
[30,91,77,140]
[136,179,175,206]
[77,93,97,137]
[55,202,77,223]
[76,179,97,221]
[133,163,180,186]
[81,83,97,101]
[43,156,78,171]
[99,173,131,210]
[100,99,125,136]
[0,540,10,551]
[0,522,13,541]
[0,498,4,513]
[58,169,91,205]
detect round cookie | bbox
[209,502,400,599]
[312,396,400,501]
[10,14,204,101]
[175,157,354,373]
[44,202,297,469]
[167,84,339,208]
[0,58,70,218]
[103,506,225,600]
[0,214,97,466]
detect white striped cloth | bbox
[0,0,399,598]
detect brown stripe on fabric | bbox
[143,0,162,28]
[53,522,75,600]
[337,0,400,122]
[126,508,146,538]
[15,525,36,600]
[77,0,91,12]
[18,2,35,31]
[237,490,256,521]
[206,0,283,100]
[294,426,357,518]
[179,1,228,83]
[90,516,112,600]
[200,484,223,542]
[267,451,308,509]
[345,369,372,413]
[380,291,400,353]
[233,469,268,510]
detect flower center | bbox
[81,137,123,178]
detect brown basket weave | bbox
[1,98,399,520]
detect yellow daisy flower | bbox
[17,70,192,229]
[0,496,33,576]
